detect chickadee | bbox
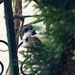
[20,25,37,46]
[19,25,42,75]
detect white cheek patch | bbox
[22,31,31,46]
[22,31,31,40]
[23,40,27,46]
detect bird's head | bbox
[20,25,37,40]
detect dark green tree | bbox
[19,0,75,75]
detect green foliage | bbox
[19,39,63,75]
[20,0,75,75]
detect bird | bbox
[19,25,41,47]
[19,25,42,75]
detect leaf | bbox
[72,56,75,60]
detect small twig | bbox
[13,14,40,20]
[13,15,24,21]
[23,15,39,18]
[24,18,44,26]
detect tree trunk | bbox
[4,0,19,75]
[8,0,22,75]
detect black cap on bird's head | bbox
[20,25,37,40]
[23,25,36,35]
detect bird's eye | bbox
[24,28,29,32]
